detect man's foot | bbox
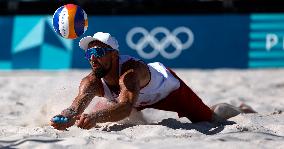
[210,103,242,120]
[239,103,257,113]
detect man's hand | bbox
[50,108,80,130]
[76,113,97,130]
[50,115,78,130]
[50,73,102,131]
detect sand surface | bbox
[0,69,283,148]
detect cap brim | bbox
[79,36,95,51]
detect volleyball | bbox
[52,4,88,39]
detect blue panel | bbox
[250,23,284,30]
[249,13,284,68]
[249,61,284,68]
[0,17,13,61]
[0,61,12,69]
[44,20,67,50]
[71,40,90,68]
[40,44,71,69]
[251,14,284,20]
[12,16,43,53]
[249,51,284,59]
[12,46,40,69]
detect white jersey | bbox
[101,55,180,107]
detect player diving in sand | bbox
[51,32,256,130]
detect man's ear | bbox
[112,50,119,57]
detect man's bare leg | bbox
[210,103,256,123]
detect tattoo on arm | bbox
[71,93,95,115]
[61,106,78,117]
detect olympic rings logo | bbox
[126,27,194,59]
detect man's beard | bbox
[94,66,108,78]
[92,62,112,78]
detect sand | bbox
[0,69,283,148]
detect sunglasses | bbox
[85,47,113,60]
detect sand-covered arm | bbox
[51,73,103,130]
[95,69,139,122]
[61,73,103,117]
[76,69,140,129]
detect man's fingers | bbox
[50,120,73,131]
[75,114,96,130]
[51,124,66,130]
[77,115,94,129]
[77,114,88,128]
[76,117,85,127]
[84,122,94,130]
[75,115,81,120]
[50,121,62,128]
[81,117,91,128]
[56,126,67,131]
[79,117,89,128]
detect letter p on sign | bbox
[266,34,278,51]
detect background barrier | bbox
[0,14,284,69]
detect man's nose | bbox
[90,55,96,61]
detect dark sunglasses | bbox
[85,47,113,60]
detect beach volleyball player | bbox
[51,32,256,130]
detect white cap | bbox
[79,32,119,51]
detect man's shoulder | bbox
[120,58,151,87]
[80,72,104,96]
[82,72,101,83]
[121,58,147,74]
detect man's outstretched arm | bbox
[51,73,102,130]
[63,73,103,117]
[77,69,140,129]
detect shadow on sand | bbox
[157,118,236,135]
[0,138,62,149]
[102,118,236,135]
